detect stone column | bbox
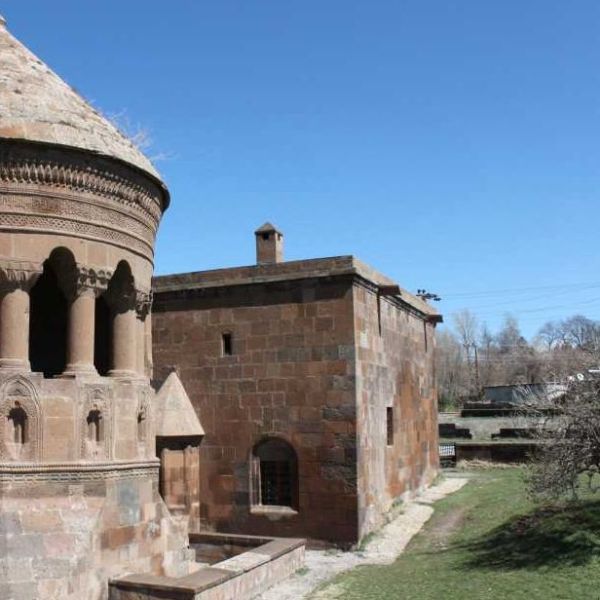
[63,288,96,376]
[0,261,41,371]
[110,306,138,378]
[63,267,110,377]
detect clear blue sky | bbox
[5,1,600,338]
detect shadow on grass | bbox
[462,500,600,570]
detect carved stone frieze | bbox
[0,461,159,483]
[0,141,167,261]
[0,205,153,260]
[0,192,156,246]
[0,143,165,220]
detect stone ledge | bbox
[0,459,160,472]
[249,505,299,519]
[110,536,306,600]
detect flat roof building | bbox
[152,225,441,546]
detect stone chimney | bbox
[255,222,284,264]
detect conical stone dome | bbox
[0,15,161,181]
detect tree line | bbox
[436,311,600,410]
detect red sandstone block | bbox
[315,317,334,332]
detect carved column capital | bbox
[75,265,113,298]
[0,259,42,293]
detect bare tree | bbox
[452,310,480,397]
[436,330,468,410]
[478,324,497,388]
[537,321,564,351]
[527,379,600,499]
[435,312,600,411]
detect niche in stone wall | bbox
[136,391,151,458]
[0,376,42,462]
[81,386,112,460]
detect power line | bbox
[471,297,600,318]
[456,287,579,310]
[443,282,600,299]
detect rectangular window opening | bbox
[386,406,394,446]
[222,333,233,356]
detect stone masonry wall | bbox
[0,472,190,600]
[152,276,360,545]
[353,283,439,539]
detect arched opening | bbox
[87,409,103,443]
[8,404,27,445]
[251,438,298,509]
[29,248,75,377]
[94,294,112,376]
[106,261,135,314]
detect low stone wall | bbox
[456,442,539,463]
[438,413,545,441]
[109,536,305,600]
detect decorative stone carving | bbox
[0,144,165,223]
[0,142,167,260]
[0,258,42,292]
[135,289,153,319]
[136,389,152,458]
[57,263,114,302]
[76,265,113,298]
[0,375,42,462]
[80,386,113,461]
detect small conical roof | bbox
[255,222,282,234]
[0,16,162,182]
[154,372,204,437]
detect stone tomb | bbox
[0,15,194,599]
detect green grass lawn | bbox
[312,468,600,600]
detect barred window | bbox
[251,438,298,509]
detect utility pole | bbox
[473,343,481,398]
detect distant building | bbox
[439,382,568,465]
[483,383,567,406]
[152,224,441,546]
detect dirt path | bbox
[256,476,468,600]
[426,505,467,551]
